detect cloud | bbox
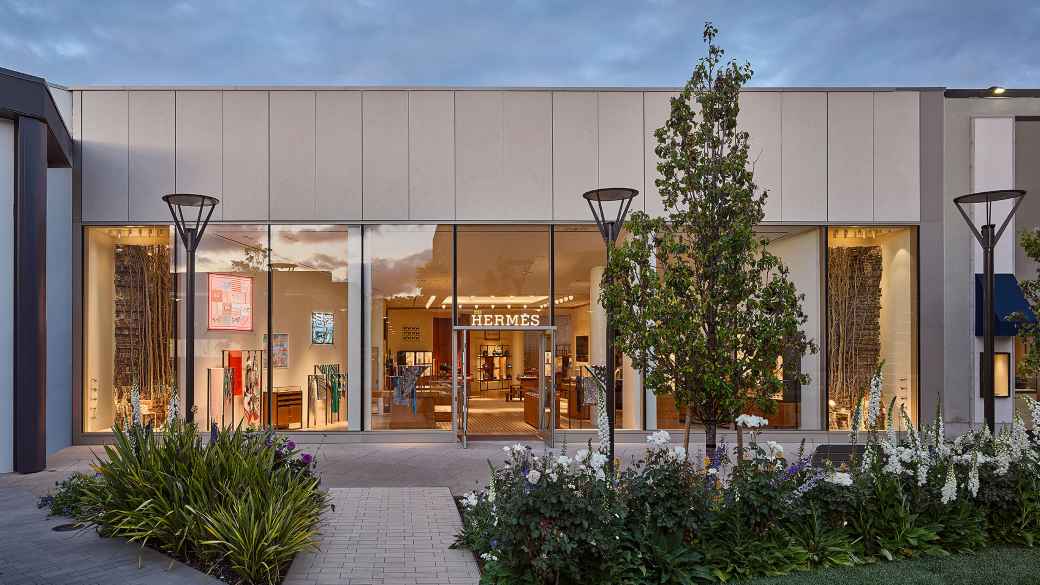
[0,0,1035,88]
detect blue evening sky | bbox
[1,0,1036,88]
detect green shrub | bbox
[78,419,328,585]
[40,472,104,519]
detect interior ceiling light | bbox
[425,295,436,309]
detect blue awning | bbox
[974,274,1036,336]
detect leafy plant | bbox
[77,418,327,585]
[39,472,104,519]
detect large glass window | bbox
[456,226,550,435]
[654,226,822,430]
[365,225,453,430]
[270,226,351,430]
[827,226,918,430]
[554,226,639,430]
[83,226,175,432]
[181,225,269,429]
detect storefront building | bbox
[3,67,1040,472]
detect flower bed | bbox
[454,399,1040,584]
[43,420,328,585]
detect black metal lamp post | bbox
[583,187,639,466]
[954,189,1026,432]
[164,193,219,424]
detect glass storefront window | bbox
[554,225,639,430]
[456,225,550,435]
[83,226,175,432]
[181,224,269,429]
[827,226,918,430]
[270,226,351,430]
[365,225,453,430]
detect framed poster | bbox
[208,274,253,331]
[264,333,290,368]
[311,311,335,345]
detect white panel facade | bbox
[739,92,782,221]
[0,119,12,472]
[827,92,874,222]
[643,92,677,217]
[222,91,269,221]
[175,92,222,219]
[780,93,827,222]
[455,91,503,221]
[270,91,317,220]
[128,91,175,221]
[502,92,552,220]
[81,91,129,221]
[552,92,598,220]
[598,92,644,208]
[362,91,409,220]
[408,91,455,220]
[874,92,921,222]
[315,91,363,220]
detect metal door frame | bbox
[452,325,556,448]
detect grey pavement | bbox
[283,488,479,585]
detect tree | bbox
[1012,228,1040,379]
[600,23,815,454]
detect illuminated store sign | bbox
[469,313,542,327]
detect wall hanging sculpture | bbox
[112,243,174,428]
[827,246,883,423]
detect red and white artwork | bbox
[208,274,253,331]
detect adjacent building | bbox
[2,65,1038,472]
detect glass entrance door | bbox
[453,326,555,448]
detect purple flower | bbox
[286,440,296,451]
[300,452,313,466]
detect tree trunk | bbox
[736,425,744,462]
[682,403,694,459]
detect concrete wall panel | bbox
[643,92,677,217]
[552,92,598,220]
[128,91,174,222]
[598,92,644,207]
[740,92,782,221]
[175,92,222,219]
[81,91,129,221]
[270,91,316,220]
[408,91,454,220]
[455,91,503,221]
[362,91,409,220]
[827,92,874,222]
[781,93,827,222]
[874,91,920,222]
[222,91,269,221]
[503,92,552,220]
[316,91,363,220]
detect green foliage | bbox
[1013,227,1040,378]
[601,22,814,449]
[75,419,327,585]
[40,471,104,519]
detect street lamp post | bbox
[954,189,1026,433]
[583,187,639,466]
[164,193,220,424]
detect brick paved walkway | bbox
[284,488,479,585]
[0,488,221,585]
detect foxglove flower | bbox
[968,452,980,497]
[941,465,958,504]
[866,369,883,429]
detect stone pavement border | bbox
[283,487,479,585]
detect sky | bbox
[1,0,1037,88]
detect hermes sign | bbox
[469,313,542,327]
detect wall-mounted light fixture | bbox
[980,351,1012,398]
[987,86,1007,97]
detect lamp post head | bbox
[953,189,1026,247]
[582,187,639,245]
[163,193,219,252]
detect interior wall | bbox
[878,229,917,421]
[767,228,823,429]
[83,230,116,431]
[0,119,13,471]
[189,270,348,428]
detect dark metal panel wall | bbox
[13,116,48,473]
